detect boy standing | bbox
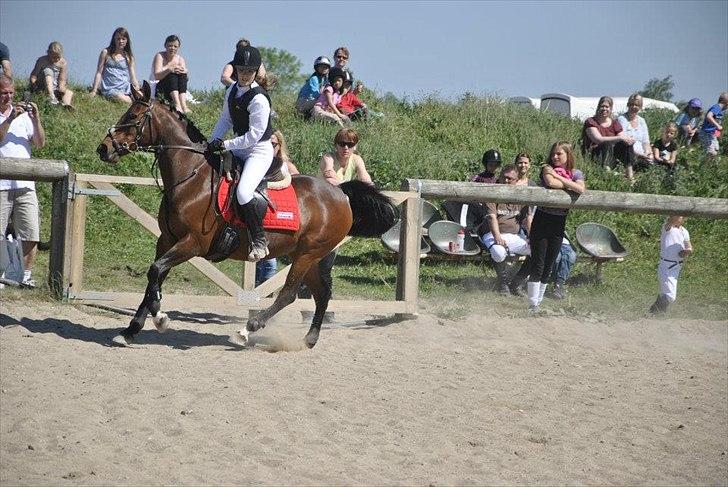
[699,92,727,158]
[650,215,692,315]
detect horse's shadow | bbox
[0,312,247,351]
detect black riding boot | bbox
[240,199,269,262]
[493,260,511,295]
[508,257,530,297]
[649,294,670,315]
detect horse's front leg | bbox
[113,234,201,346]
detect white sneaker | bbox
[21,278,37,289]
[528,304,540,315]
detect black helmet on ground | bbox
[328,67,346,84]
[230,45,262,71]
[482,149,502,168]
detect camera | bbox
[21,92,33,114]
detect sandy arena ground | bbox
[1,299,726,486]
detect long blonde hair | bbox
[272,130,292,164]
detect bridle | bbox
[105,97,210,194]
[105,97,206,156]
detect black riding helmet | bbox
[328,66,346,84]
[342,69,353,86]
[482,149,502,169]
[230,45,262,72]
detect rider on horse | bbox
[208,45,274,262]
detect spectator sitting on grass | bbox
[220,38,268,88]
[653,121,679,172]
[673,98,702,147]
[311,67,349,127]
[617,93,653,170]
[333,46,351,73]
[29,41,74,109]
[0,42,11,78]
[89,27,140,104]
[337,71,369,121]
[581,95,637,182]
[295,56,330,116]
[152,34,190,113]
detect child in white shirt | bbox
[650,215,693,314]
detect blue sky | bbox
[1,0,726,105]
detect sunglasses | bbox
[335,55,348,60]
[271,142,279,148]
[337,141,355,148]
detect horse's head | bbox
[97,81,155,163]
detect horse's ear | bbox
[141,80,151,101]
[131,84,143,102]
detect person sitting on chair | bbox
[208,45,274,262]
[477,164,531,294]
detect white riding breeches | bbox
[234,141,274,205]
[657,259,682,302]
[480,232,530,263]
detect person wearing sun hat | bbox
[673,98,702,147]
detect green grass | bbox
[14,80,728,321]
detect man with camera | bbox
[0,75,46,287]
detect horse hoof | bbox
[304,331,319,349]
[152,312,170,333]
[112,334,132,347]
[235,328,250,346]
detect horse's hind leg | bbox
[114,234,200,345]
[245,254,318,334]
[299,256,333,349]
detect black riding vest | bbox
[227,84,273,141]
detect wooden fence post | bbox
[396,195,422,318]
[67,180,88,298]
[48,174,70,298]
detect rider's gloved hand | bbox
[207,138,225,153]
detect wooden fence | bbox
[62,172,421,318]
[4,156,727,319]
[0,157,69,296]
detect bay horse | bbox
[96,81,396,348]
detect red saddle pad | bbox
[217,178,300,231]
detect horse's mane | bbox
[156,96,208,144]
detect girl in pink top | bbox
[311,67,349,127]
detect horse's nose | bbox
[96,144,108,161]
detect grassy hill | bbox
[14,80,728,321]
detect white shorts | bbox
[0,188,40,241]
[657,259,682,302]
[480,232,530,263]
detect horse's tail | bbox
[339,180,398,237]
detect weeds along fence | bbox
[2,161,421,317]
[0,157,70,296]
